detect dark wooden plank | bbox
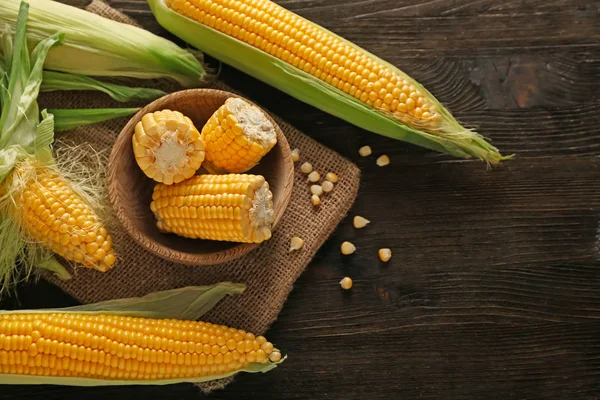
[1,0,600,399]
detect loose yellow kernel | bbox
[311,194,321,206]
[325,172,338,183]
[339,277,353,290]
[300,162,313,174]
[358,146,372,157]
[310,185,323,196]
[289,236,304,252]
[341,241,356,255]
[376,155,390,167]
[291,148,300,162]
[307,171,320,183]
[353,216,370,229]
[321,180,334,193]
[379,248,392,262]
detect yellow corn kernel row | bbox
[151,174,274,243]
[5,161,115,272]
[202,98,277,174]
[0,313,280,380]
[133,110,205,185]
[167,0,440,129]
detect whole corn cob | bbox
[148,0,507,164]
[0,312,281,380]
[151,174,274,243]
[133,110,205,185]
[202,98,277,173]
[4,161,115,272]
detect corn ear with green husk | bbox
[0,0,206,87]
[0,283,285,386]
[147,0,508,165]
[0,2,120,291]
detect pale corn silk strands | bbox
[38,0,360,392]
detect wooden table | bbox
[3,0,599,398]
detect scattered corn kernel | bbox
[339,277,353,290]
[310,184,323,196]
[353,216,370,229]
[289,236,304,252]
[359,146,372,157]
[379,248,392,262]
[291,148,300,162]
[322,180,334,193]
[376,155,390,167]
[311,194,321,206]
[325,172,338,183]
[300,162,313,174]
[308,171,321,182]
[341,241,356,255]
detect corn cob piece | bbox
[202,98,277,174]
[5,161,115,272]
[133,110,205,185]
[148,0,507,164]
[0,312,280,380]
[151,174,274,243]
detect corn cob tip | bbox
[202,98,277,174]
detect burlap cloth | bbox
[37,0,360,392]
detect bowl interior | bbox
[108,89,293,264]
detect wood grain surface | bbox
[2,0,599,399]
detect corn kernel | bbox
[321,180,334,193]
[376,155,390,167]
[379,248,392,262]
[310,185,323,196]
[339,277,353,290]
[311,194,321,206]
[325,172,338,183]
[353,216,370,229]
[291,148,300,162]
[359,146,372,157]
[289,236,304,252]
[307,171,320,182]
[300,162,313,174]
[341,241,356,255]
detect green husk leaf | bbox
[41,71,166,102]
[0,0,206,87]
[147,0,508,164]
[60,282,246,319]
[35,255,71,281]
[49,108,140,132]
[35,109,54,151]
[0,283,285,385]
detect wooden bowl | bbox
[107,89,294,265]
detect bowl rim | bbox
[107,88,294,266]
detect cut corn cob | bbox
[0,312,279,380]
[151,174,274,243]
[133,110,205,185]
[4,161,115,272]
[202,98,277,174]
[148,0,507,164]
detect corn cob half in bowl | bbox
[108,89,293,266]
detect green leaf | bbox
[147,0,508,164]
[34,255,71,281]
[35,109,55,151]
[61,282,246,320]
[41,71,166,102]
[49,107,140,132]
